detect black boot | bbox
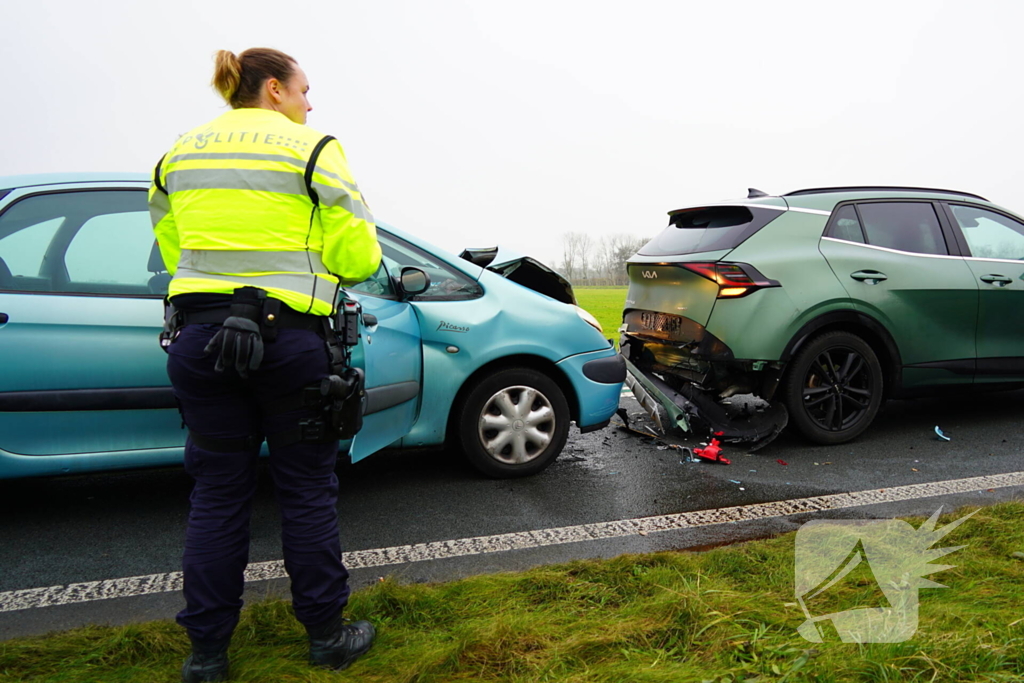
[306,614,375,671]
[181,636,231,683]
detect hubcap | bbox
[478,385,555,464]
[801,347,874,432]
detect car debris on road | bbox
[693,438,730,464]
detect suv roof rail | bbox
[784,186,988,201]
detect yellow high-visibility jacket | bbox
[148,108,382,316]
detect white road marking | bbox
[1,470,1021,614]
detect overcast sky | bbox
[4,0,1023,265]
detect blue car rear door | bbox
[0,185,183,464]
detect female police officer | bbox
[149,47,382,682]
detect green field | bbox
[574,287,628,339]
[2,503,1021,682]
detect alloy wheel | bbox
[801,347,875,432]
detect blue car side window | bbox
[0,216,63,289]
[347,260,397,299]
[64,209,156,294]
[378,231,483,301]
[0,190,158,297]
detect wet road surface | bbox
[0,389,1021,639]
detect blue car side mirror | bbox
[398,267,430,298]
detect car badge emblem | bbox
[642,270,658,279]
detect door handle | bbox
[850,270,887,284]
[361,313,378,327]
[0,313,7,324]
[980,274,1013,286]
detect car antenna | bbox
[747,188,769,198]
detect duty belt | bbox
[178,304,325,335]
[165,287,367,450]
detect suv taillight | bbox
[681,262,780,298]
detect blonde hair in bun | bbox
[211,47,297,108]
[212,50,242,104]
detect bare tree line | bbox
[559,232,649,286]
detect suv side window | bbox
[0,190,158,296]
[857,202,948,256]
[378,230,483,301]
[828,205,866,243]
[948,204,1024,261]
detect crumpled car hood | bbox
[460,247,576,305]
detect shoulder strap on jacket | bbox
[302,135,341,313]
[304,135,336,207]
[153,154,169,195]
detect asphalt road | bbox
[1,389,1022,639]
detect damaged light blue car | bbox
[0,174,624,479]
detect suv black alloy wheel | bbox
[782,331,884,445]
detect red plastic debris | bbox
[693,438,730,465]
[776,459,788,466]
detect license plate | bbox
[639,311,682,333]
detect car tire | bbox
[456,367,570,478]
[782,331,884,445]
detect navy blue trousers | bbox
[167,324,350,643]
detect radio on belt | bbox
[338,298,361,346]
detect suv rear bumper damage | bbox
[620,318,789,450]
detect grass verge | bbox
[1,503,1022,682]
[574,287,628,341]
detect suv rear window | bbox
[638,206,782,256]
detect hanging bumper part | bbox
[621,355,788,451]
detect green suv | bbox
[620,187,1024,445]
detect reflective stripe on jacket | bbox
[148,108,382,316]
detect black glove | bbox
[203,316,264,378]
